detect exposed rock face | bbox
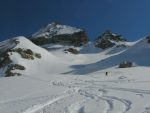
[31,22,89,46]
[64,48,79,54]
[10,48,41,60]
[146,35,150,43]
[95,31,126,49]
[118,61,133,68]
[0,37,42,77]
[5,64,25,77]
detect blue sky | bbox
[0,0,150,41]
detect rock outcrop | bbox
[31,22,89,46]
[0,37,42,77]
[95,31,126,49]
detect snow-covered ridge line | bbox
[0,36,67,77]
[32,22,83,38]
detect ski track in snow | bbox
[0,78,149,113]
[22,95,65,113]
[103,96,132,113]
[105,86,150,95]
[22,93,72,113]
[63,79,150,113]
[143,107,150,113]
[1,75,150,113]
[75,87,129,113]
[67,102,85,113]
[0,76,149,113]
[17,78,150,113]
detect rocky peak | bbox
[95,30,126,49]
[30,22,89,46]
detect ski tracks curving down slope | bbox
[20,73,150,113]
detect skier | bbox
[105,72,108,76]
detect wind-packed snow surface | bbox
[0,36,150,113]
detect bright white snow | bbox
[0,37,150,113]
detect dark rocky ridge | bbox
[31,31,88,46]
[95,31,126,49]
[30,22,89,46]
[146,35,150,43]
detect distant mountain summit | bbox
[95,31,126,49]
[31,22,89,46]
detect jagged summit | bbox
[31,22,89,46]
[95,30,126,49]
[32,22,82,38]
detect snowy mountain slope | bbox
[1,61,150,113]
[99,41,133,55]
[1,34,150,113]
[65,37,150,75]
[0,35,148,77]
[0,36,69,77]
